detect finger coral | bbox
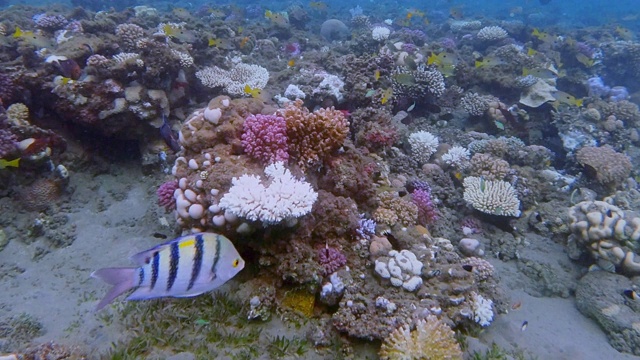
[379,315,463,360]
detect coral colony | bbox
[2,0,640,359]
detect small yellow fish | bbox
[0,158,20,169]
[380,88,393,105]
[374,70,381,81]
[522,67,557,79]
[287,59,295,67]
[244,84,263,99]
[552,91,583,108]
[163,24,197,43]
[208,37,235,50]
[526,47,538,56]
[12,26,54,49]
[576,53,594,67]
[393,73,416,86]
[475,57,505,68]
[532,28,552,42]
[428,52,457,67]
[309,1,327,11]
[265,10,289,27]
[172,7,191,20]
[239,36,250,49]
[615,26,634,40]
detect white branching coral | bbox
[218,162,318,224]
[463,176,521,217]
[408,131,439,164]
[379,315,463,360]
[196,63,269,96]
[476,26,508,41]
[442,146,470,169]
[372,26,391,41]
[112,52,144,67]
[170,49,194,67]
[470,292,494,327]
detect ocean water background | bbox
[10,0,640,30]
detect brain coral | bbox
[576,145,631,187]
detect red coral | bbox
[157,180,178,211]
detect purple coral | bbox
[0,129,18,158]
[356,214,376,240]
[241,114,289,164]
[317,246,347,276]
[157,180,178,211]
[411,188,438,225]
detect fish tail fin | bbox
[91,267,136,311]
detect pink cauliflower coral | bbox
[241,114,289,164]
[157,180,178,211]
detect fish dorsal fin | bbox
[130,237,180,265]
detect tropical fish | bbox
[244,84,263,99]
[615,26,634,40]
[0,158,20,169]
[239,36,250,49]
[91,233,245,311]
[475,57,505,68]
[208,37,235,50]
[531,28,552,43]
[287,59,295,67]
[380,88,393,105]
[575,53,594,67]
[374,69,381,81]
[309,1,327,11]
[162,24,197,43]
[526,47,538,56]
[393,73,416,85]
[171,7,191,20]
[449,7,464,20]
[522,67,557,79]
[264,10,289,27]
[160,115,181,152]
[12,26,54,48]
[552,91,583,107]
[427,52,458,67]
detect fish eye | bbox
[232,259,240,267]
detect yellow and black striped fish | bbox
[91,232,244,311]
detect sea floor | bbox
[0,159,637,359]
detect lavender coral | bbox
[411,188,438,225]
[317,246,347,275]
[241,114,289,164]
[0,129,18,158]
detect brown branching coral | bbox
[379,315,463,360]
[277,99,349,171]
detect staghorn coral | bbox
[441,146,470,169]
[412,188,438,225]
[317,246,347,276]
[277,99,349,170]
[576,145,631,188]
[379,315,463,360]
[468,153,510,181]
[463,176,521,217]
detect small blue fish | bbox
[91,233,244,311]
[160,114,181,152]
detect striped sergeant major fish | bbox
[91,232,244,311]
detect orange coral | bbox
[278,99,349,171]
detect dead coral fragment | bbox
[379,315,463,360]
